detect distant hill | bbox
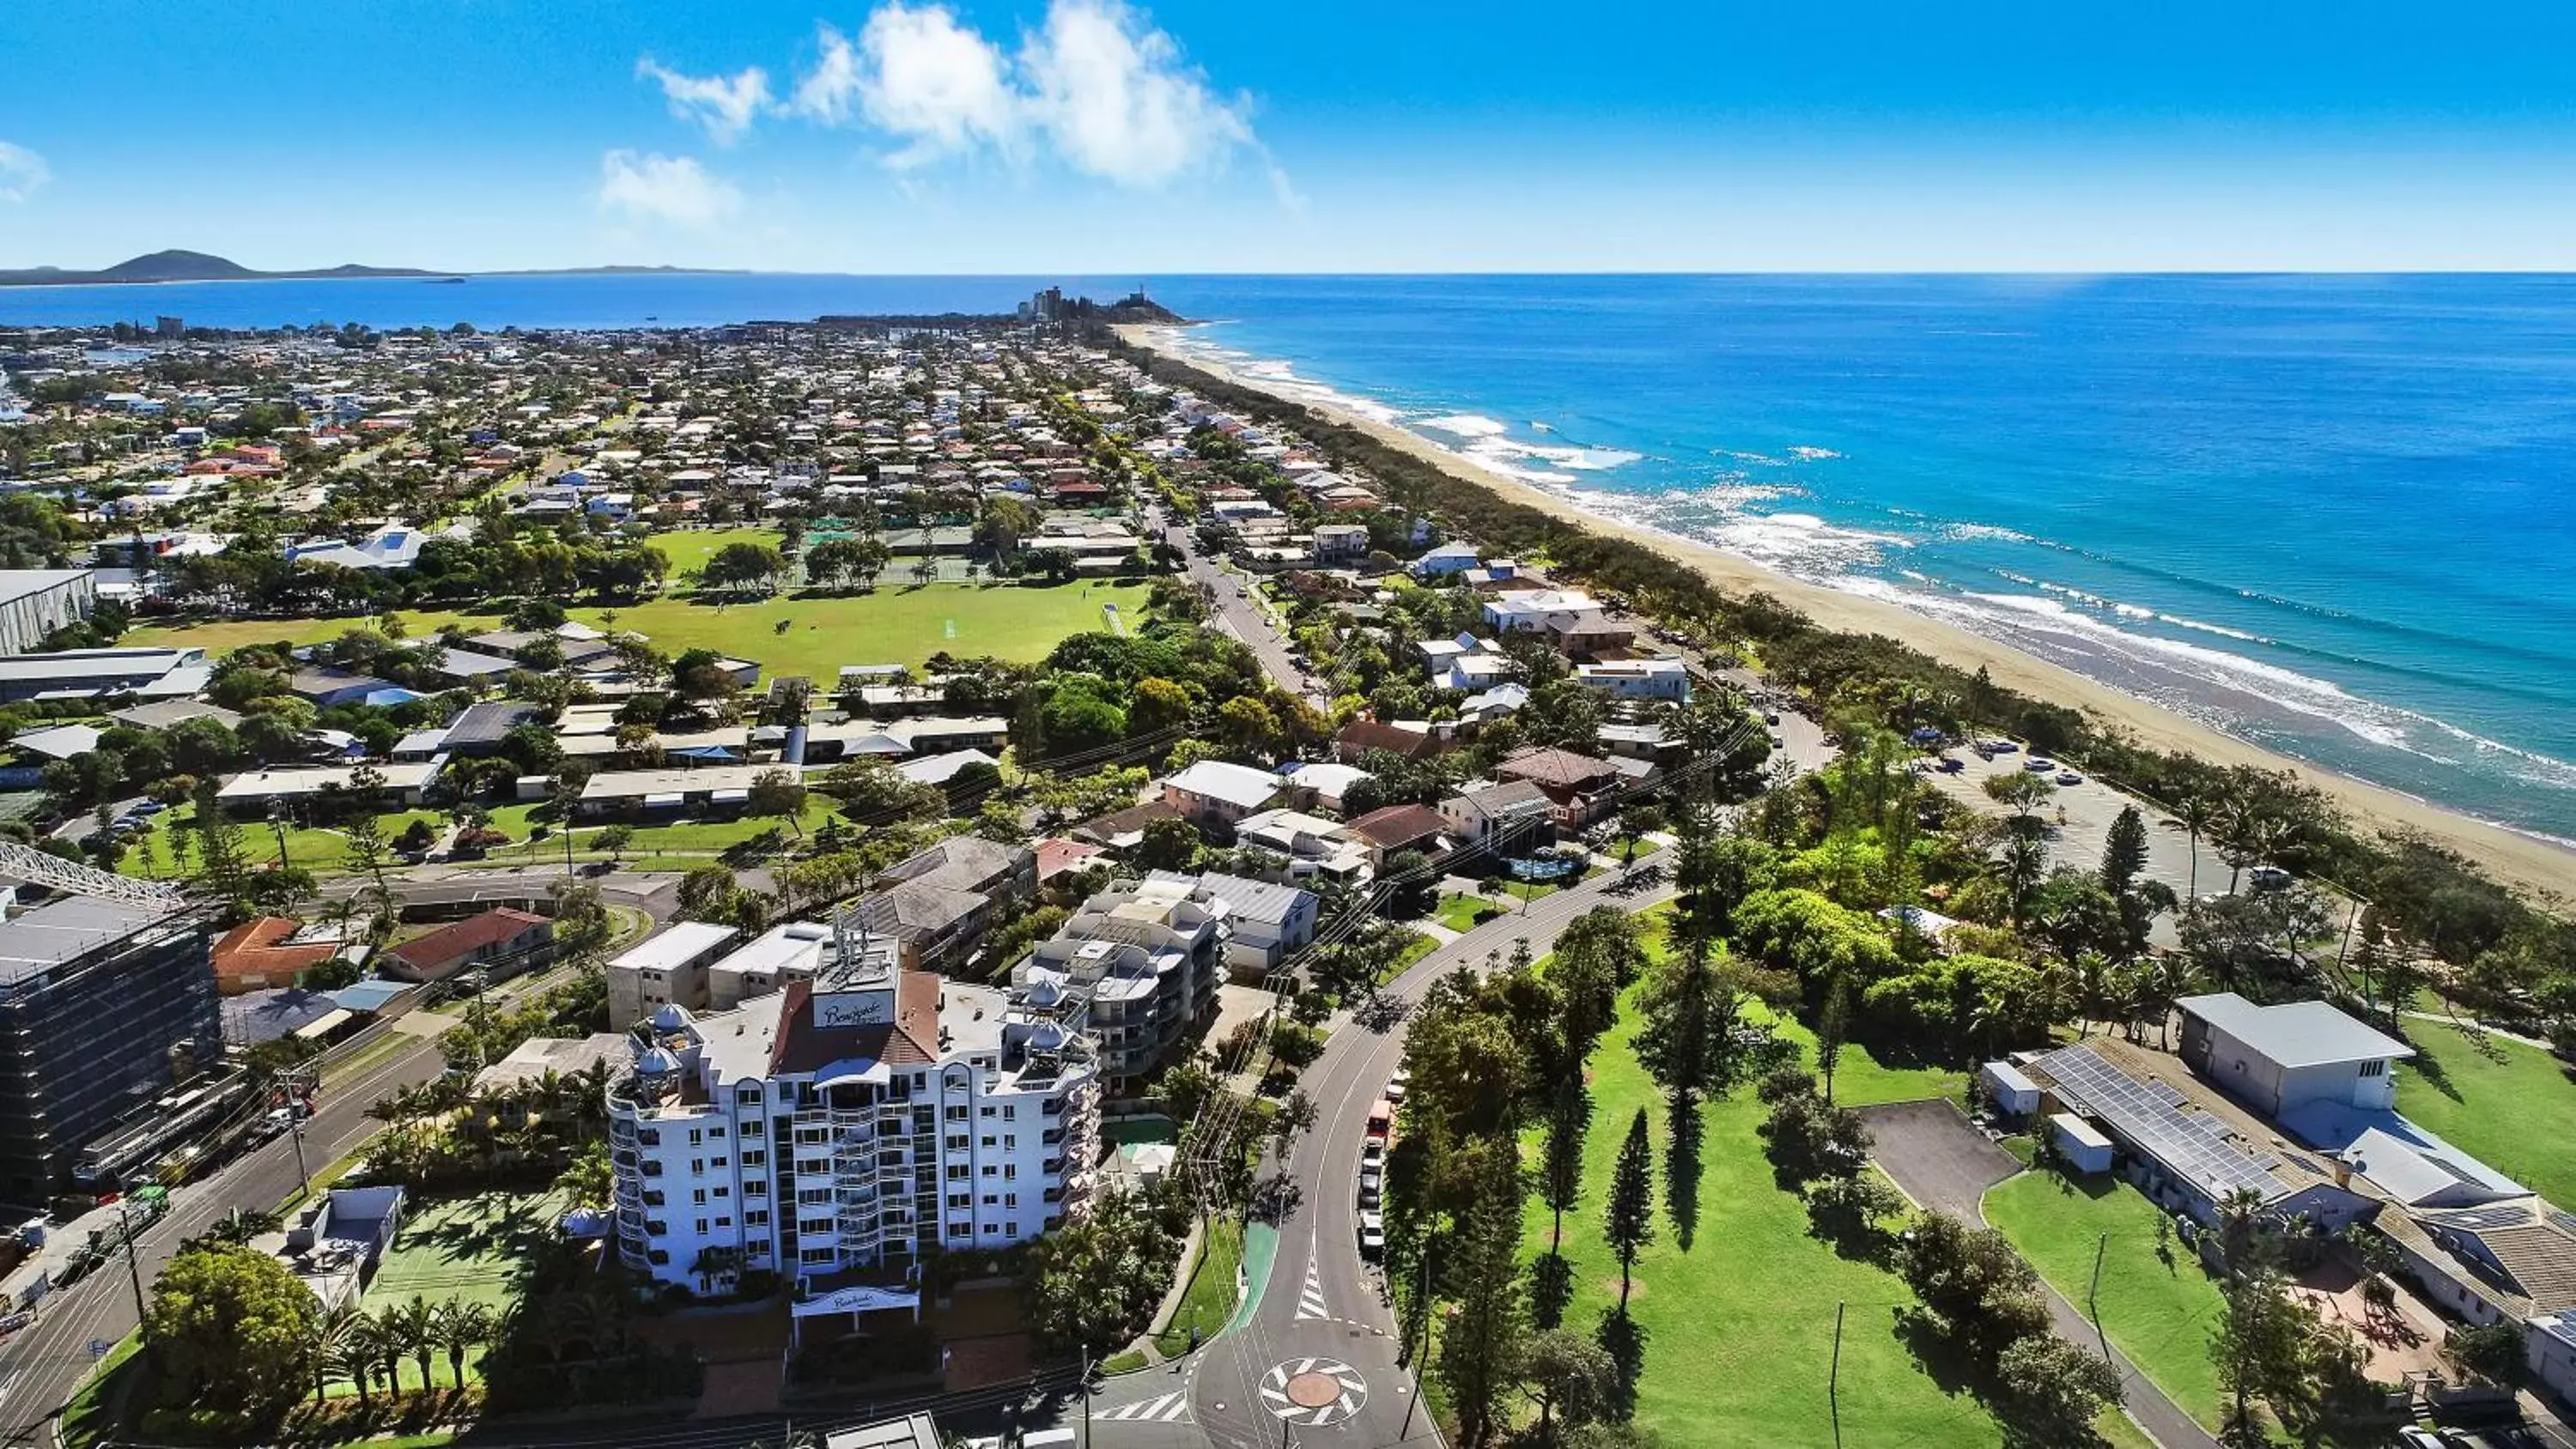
[0,251,738,288]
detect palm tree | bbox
[371,1304,416,1395]
[2170,789,2215,901]
[335,1314,389,1404]
[306,1304,359,1405]
[397,1295,440,1394]
[433,1298,495,1389]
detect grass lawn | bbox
[125,578,1151,676]
[2395,1018,2576,1209]
[567,582,1151,676]
[1520,970,2002,1449]
[1153,1216,1244,1358]
[127,795,846,882]
[1377,929,1440,984]
[125,610,493,655]
[118,803,448,881]
[1984,1171,2226,1431]
[59,1332,144,1449]
[644,526,786,573]
[1436,893,1510,933]
[369,1188,572,1317]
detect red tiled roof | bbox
[1498,746,1622,790]
[1036,837,1108,879]
[1344,803,1446,850]
[213,916,340,985]
[1336,719,1437,761]
[386,907,550,973]
[769,972,943,1076]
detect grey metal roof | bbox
[0,896,178,985]
[2179,992,2415,1069]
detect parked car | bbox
[2249,865,2294,891]
[1358,1162,1383,1208]
[2055,771,2082,786]
[1984,739,2020,754]
[1384,1068,1409,1104]
[1361,1138,1384,1165]
[2026,758,2057,773]
[1935,756,1965,773]
[1358,1210,1385,1260]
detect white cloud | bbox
[1021,0,1249,186]
[780,0,1265,191]
[789,24,867,125]
[848,7,1022,167]
[596,150,741,227]
[0,142,50,203]
[635,59,773,145]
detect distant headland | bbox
[0,250,741,288]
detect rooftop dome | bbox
[647,1002,695,1034]
[636,1045,682,1077]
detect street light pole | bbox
[2088,1232,2111,1365]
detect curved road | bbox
[1181,871,1680,1449]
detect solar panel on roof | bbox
[2553,1210,2576,1238]
[2439,1205,2536,1232]
[2148,1082,2187,1106]
[2035,1045,2285,1201]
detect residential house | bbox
[210,917,343,996]
[1343,803,1450,868]
[1497,746,1629,829]
[1161,760,1284,828]
[380,907,554,984]
[1577,658,1692,702]
[1438,779,1555,850]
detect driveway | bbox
[1858,1099,2020,1217]
[1862,1100,2221,1449]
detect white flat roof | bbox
[2050,1112,2114,1150]
[611,922,739,975]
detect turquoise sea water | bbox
[8,272,2576,842]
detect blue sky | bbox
[10,0,2576,271]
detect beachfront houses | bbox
[1577,658,1692,702]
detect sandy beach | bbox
[1118,324,2576,906]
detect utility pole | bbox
[2088,1232,2111,1365]
[1828,1300,1844,1449]
[1080,1348,1091,1449]
[287,1069,314,1196]
[118,1202,149,1340]
[1399,1231,1431,1440]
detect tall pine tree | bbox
[1602,1109,1656,1310]
[1440,1145,1528,1449]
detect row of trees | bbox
[143,1241,501,1416]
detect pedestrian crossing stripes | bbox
[1295,1248,1329,1320]
[1097,1391,1193,1423]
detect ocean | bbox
[9,272,2576,841]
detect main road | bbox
[1087,866,1680,1449]
[0,867,681,1448]
[0,1024,448,1448]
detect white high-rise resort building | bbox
[606,913,1101,1332]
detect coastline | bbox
[1116,323,2576,906]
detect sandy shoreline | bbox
[1116,324,2576,905]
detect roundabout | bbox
[1260,1356,1369,1427]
